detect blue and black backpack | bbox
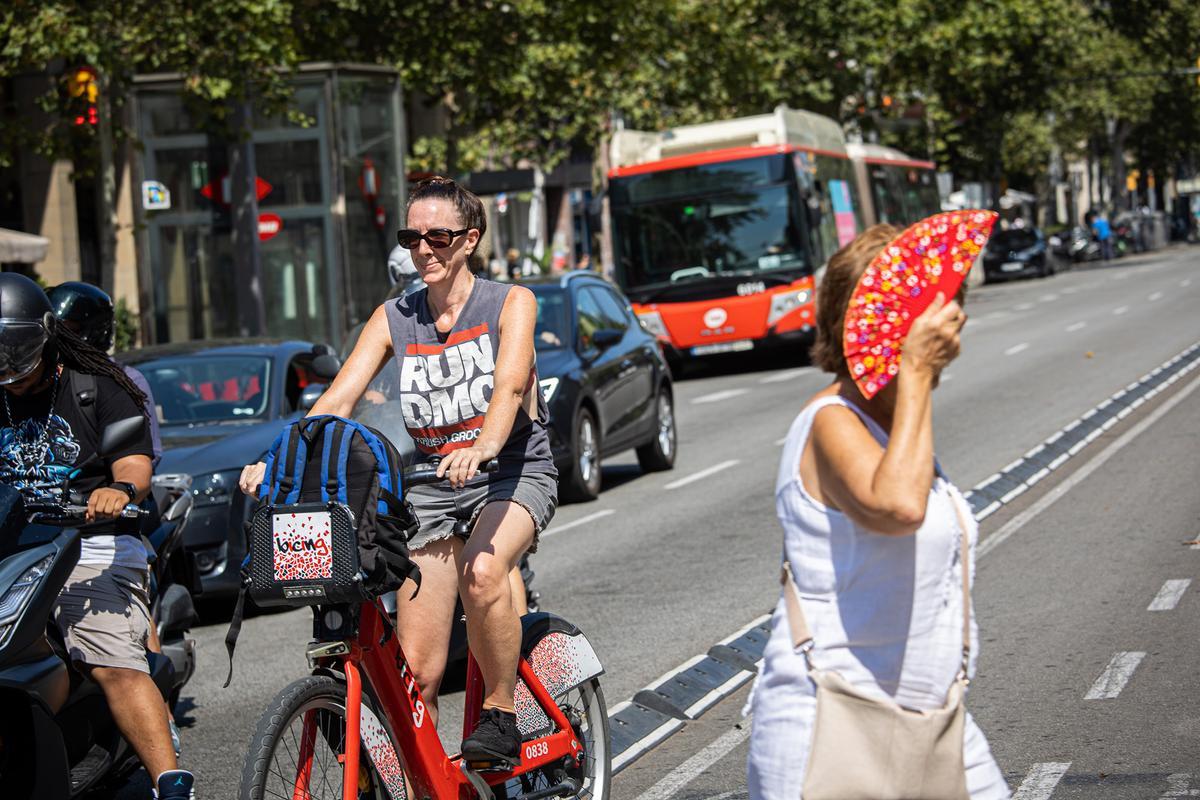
[224,416,420,685]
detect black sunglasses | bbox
[395,227,470,250]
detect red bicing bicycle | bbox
[238,462,610,800]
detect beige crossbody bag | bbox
[783,497,974,800]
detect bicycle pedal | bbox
[463,755,518,772]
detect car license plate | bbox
[692,340,753,356]
[1001,261,1024,272]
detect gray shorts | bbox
[53,563,152,673]
[405,470,558,553]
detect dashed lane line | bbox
[1015,302,1035,311]
[1112,272,1132,280]
[1149,291,1164,301]
[1005,342,1030,356]
[1183,279,1193,288]
[664,460,740,490]
[759,367,816,384]
[634,724,752,800]
[692,388,750,405]
[541,508,615,538]
[1113,305,1129,315]
[1065,321,1087,332]
[1013,763,1072,800]
[1148,579,1191,611]
[1039,294,1059,302]
[1084,651,1146,700]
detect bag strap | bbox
[781,493,974,677]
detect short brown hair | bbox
[810,224,901,375]
[407,176,488,272]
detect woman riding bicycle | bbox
[240,176,557,767]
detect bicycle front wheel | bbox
[240,674,400,800]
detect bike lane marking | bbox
[1084,651,1146,700]
[692,389,749,405]
[634,724,751,800]
[540,508,615,538]
[1013,762,1072,800]
[1147,579,1191,611]
[664,460,739,490]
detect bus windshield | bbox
[611,156,807,290]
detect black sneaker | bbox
[154,769,195,799]
[461,707,521,768]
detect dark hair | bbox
[810,224,902,375]
[406,176,488,273]
[55,323,148,412]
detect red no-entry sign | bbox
[258,213,283,241]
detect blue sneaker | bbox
[154,769,195,799]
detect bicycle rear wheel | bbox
[240,674,398,800]
[503,676,610,800]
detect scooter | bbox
[0,418,187,798]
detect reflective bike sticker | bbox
[360,703,407,799]
[515,631,604,736]
[271,511,333,581]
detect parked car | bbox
[118,340,342,598]
[982,227,1054,282]
[528,271,676,501]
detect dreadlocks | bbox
[55,323,149,413]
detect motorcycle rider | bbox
[0,274,193,799]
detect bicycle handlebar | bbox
[402,459,500,487]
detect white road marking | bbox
[1113,305,1129,315]
[1065,321,1087,332]
[1084,651,1145,699]
[940,372,953,381]
[977,370,1200,559]
[1160,772,1200,797]
[1013,762,1072,800]
[634,723,751,800]
[692,388,749,405]
[541,509,615,538]
[759,367,815,384]
[1148,579,1191,611]
[665,460,740,490]
[1148,291,1164,301]
[1061,286,1079,294]
[1112,272,1131,280]
[610,712,685,774]
[1183,279,1193,288]
[1005,342,1030,356]
[1039,293,1059,302]
[1015,302,1035,311]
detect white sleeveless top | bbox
[748,395,1009,800]
[770,394,977,708]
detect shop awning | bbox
[0,228,50,264]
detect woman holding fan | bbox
[747,215,1010,799]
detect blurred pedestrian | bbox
[506,248,522,281]
[1092,213,1113,260]
[746,225,1009,799]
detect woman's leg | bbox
[395,537,461,727]
[457,501,534,714]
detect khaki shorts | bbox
[53,563,152,674]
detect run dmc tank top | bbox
[383,278,554,478]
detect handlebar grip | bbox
[402,458,501,487]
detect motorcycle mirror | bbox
[298,383,327,412]
[311,354,341,381]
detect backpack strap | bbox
[318,420,346,503]
[328,419,399,514]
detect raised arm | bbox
[437,286,537,488]
[807,294,964,536]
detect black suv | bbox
[528,271,676,501]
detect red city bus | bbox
[608,107,937,366]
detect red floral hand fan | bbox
[843,210,998,399]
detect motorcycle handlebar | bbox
[402,459,500,487]
[26,502,149,522]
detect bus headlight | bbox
[767,289,812,327]
[636,310,668,338]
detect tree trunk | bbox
[94,70,118,294]
[597,113,615,279]
[1109,120,1130,212]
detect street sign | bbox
[141,180,171,211]
[258,213,283,241]
[374,205,386,230]
[201,175,272,207]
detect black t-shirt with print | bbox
[0,367,153,532]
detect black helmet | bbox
[0,273,55,386]
[47,281,114,352]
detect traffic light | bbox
[66,66,98,126]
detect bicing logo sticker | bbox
[272,511,334,581]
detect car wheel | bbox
[636,387,676,472]
[561,407,602,502]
